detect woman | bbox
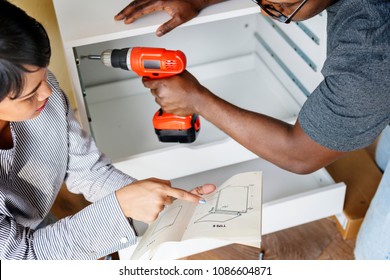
[0,0,214,260]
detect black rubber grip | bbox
[111,48,130,70]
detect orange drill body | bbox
[98,47,200,143]
[130,47,187,78]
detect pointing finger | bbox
[191,184,216,195]
[165,187,206,204]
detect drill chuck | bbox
[101,48,132,71]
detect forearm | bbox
[0,192,134,260]
[194,88,343,173]
[196,91,296,166]
[34,193,136,259]
[142,71,344,173]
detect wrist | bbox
[115,187,131,217]
[193,87,214,116]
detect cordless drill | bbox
[84,47,200,143]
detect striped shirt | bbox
[0,72,137,259]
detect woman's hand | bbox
[116,178,215,223]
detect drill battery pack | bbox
[153,109,200,143]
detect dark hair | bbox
[0,0,51,101]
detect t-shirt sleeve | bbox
[298,21,390,151]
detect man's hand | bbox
[116,178,215,223]
[142,70,208,116]
[115,0,227,36]
[115,0,202,36]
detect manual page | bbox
[130,171,262,260]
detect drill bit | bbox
[79,50,115,68]
[80,55,101,60]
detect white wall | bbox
[10,0,76,109]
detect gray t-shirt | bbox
[298,0,390,151]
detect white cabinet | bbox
[53,0,345,244]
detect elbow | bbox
[288,163,321,175]
[275,158,323,175]
[276,150,343,175]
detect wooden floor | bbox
[261,218,355,260]
[183,217,355,260]
[50,146,381,260]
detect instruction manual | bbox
[129,171,262,260]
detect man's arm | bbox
[115,0,228,36]
[196,89,344,174]
[143,71,345,174]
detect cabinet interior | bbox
[75,13,326,163]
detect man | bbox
[115,0,390,259]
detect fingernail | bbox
[199,199,206,204]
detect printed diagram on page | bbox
[130,172,262,259]
[149,183,258,241]
[152,206,183,235]
[194,185,254,223]
[182,181,260,241]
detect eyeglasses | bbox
[251,0,308,24]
